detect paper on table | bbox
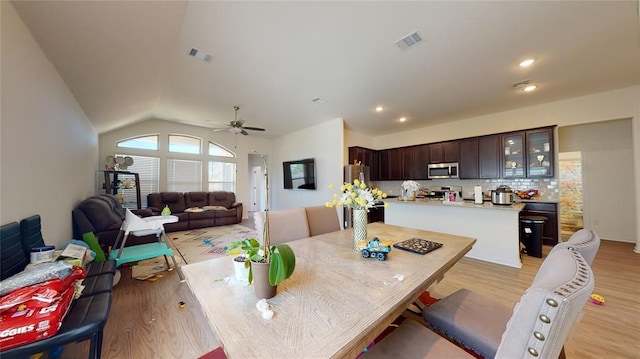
[60,243,87,259]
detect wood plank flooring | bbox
[57,239,638,359]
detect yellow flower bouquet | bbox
[325,179,389,211]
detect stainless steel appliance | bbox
[343,165,370,228]
[491,185,515,205]
[426,186,462,200]
[427,162,459,179]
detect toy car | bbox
[357,237,392,261]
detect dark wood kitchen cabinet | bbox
[401,147,415,179]
[429,140,460,163]
[502,132,526,178]
[413,144,430,179]
[459,138,479,179]
[479,135,501,179]
[520,202,558,246]
[348,146,378,181]
[526,128,554,178]
[378,149,402,181]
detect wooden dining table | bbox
[181,222,476,359]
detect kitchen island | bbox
[385,199,525,268]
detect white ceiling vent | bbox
[395,31,423,50]
[188,47,213,63]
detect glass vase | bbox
[352,209,368,251]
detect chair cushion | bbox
[422,288,510,358]
[85,260,117,277]
[363,319,473,359]
[305,206,341,237]
[80,272,114,297]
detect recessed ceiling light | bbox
[523,84,538,92]
[375,106,384,112]
[519,59,535,67]
[399,117,407,122]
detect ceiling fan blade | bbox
[241,129,249,136]
[242,126,266,131]
[212,128,229,132]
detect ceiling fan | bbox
[212,106,266,136]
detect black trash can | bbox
[520,215,546,258]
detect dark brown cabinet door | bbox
[378,149,391,180]
[348,146,378,181]
[479,135,500,179]
[429,141,460,163]
[413,144,429,179]
[388,148,403,180]
[459,138,479,179]
[502,132,526,178]
[402,147,415,179]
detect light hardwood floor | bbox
[58,239,639,359]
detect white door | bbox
[250,166,263,212]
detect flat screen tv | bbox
[283,158,316,190]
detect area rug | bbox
[169,224,256,265]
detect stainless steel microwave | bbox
[428,162,459,179]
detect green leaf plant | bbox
[226,237,296,286]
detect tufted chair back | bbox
[548,228,600,266]
[495,249,594,359]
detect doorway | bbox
[558,151,584,240]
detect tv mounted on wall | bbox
[283,158,316,190]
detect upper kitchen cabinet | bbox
[479,135,501,179]
[401,147,415,179]
[348,146,378,180]
[526,128,554,178]
[413,144,430,179]
[459,138,479,179]
[378,148,402,181]
[429,140,459,163]
[502,132,525,178]
[502,127,555,178]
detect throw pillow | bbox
[82,232,107,262]
[203,205,227,211]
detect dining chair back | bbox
[422,248,594,358]
[548,228,600,265]
[366,248,594,359]
[305,205,341,236]
[254,208,310,246]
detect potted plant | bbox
[227,234,295,298]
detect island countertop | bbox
[388,198,525,212]
[385,199,523,268]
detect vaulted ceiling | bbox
[11,1,640,138]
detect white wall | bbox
[270,118,344,211]
[99,119,272,219]
[559,119,635,242]
[1,2,98,247]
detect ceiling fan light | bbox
[229,127,242,134]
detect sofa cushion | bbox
[208,191,235,208]
[148,192,187,214]
[185,192,209,208]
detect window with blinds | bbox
[208,161,236,192]
[116,154,160,207]
[168,159,202,192]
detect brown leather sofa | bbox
[72,194,156,250]
[146,191,242,232]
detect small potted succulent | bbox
[226,238,259,282]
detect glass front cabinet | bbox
[502,132,525,178]
[502,128,554,178]
[526,128,553,177]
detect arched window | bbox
[169,134,201,154]
[117,135,159,150]
[208,142,234,157]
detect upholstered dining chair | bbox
[549,228,600,265]
[364,248,595,359]
[420,242,597,359]
[254,208,310,245]
[304,205,341,236]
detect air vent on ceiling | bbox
[394,31,423,50]
[188,47,213,63]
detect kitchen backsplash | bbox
[374,178,559,202]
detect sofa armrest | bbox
[231,202,242,209]
[147,207,161,214]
